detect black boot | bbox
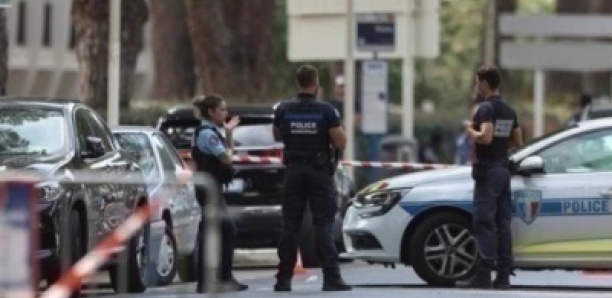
[274,279,292,292]
[322,278,352,291]
[493,270,512,289]
[456,268,492,289]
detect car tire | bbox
[409,212,477,287]
[47,209,84,298]
[110,221,150,293]
[155,226,178,286]
[177,228,200,282]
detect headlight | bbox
[353,188,411,217]
[36,181,63,203]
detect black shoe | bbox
[493,271,511,289]
[274,279,292,292]
[322,278,352,291]
[220,278,248,292]
[456,270,492,289]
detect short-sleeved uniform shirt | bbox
[195,120,226,158]
[473,95,518,161]
[273,93,342,139]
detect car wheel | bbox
[177,227,200,282]
[155,227,178,286]
[110,220,150,293]
[409,212,477,287]
[48,209,84,298]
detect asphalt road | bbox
[79,253,612,298]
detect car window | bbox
[74,109,91,151]
[538,129,612,174]
[233,124,276,146]
[114,132,161,184]
[0,106,67,155]
[152,134,179,173]
[155,133,187,169]
[84,109,113,151]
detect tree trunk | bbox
[184,0,274,101]
[0,10,8,95]
[71,0,147,109]
[150,0,195,100]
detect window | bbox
[114,132,161,185]
[74,109,92,152]
[42,3,52,46]
[0,106,66,155]
[539,129,612,174]
[69,24,76,49]
[17,2,26,45]
[153,135,178,174]
[86,110,113,151]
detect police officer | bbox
[457,65,523,289]
[272,65,351,292]
[191,94,248,293]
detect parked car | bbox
[342,118,612,286]
[156,105,356,267]
[0,98,149,294]
[112,126,202,286]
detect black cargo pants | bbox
[276,162,340,281]
[471,160,513,272]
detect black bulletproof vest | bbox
[280,97,329,159]
[191,125,234,185]
[474,97,516,161]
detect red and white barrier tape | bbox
[231,155,456,170]
[41,203,155,298]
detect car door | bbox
[511,128,612,262]
[152,133,200,252]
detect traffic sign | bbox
[361,60,388,134]
[356,13,395,52]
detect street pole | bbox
[108,0,121,126]
[534,69,545,137]
[402,2,415,139]
[344,0,355,178]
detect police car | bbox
[342,118,612,286]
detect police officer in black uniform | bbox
[272,65,351,292]
[191,95,248,293]
[458,65,523,289]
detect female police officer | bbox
[192,95,247,293]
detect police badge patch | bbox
[514,189,542,224]
[209,135,219,145]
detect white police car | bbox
[342,118,612,286]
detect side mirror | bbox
[175,168,193,185]
[517,155,544,176]
[82,136,105,159]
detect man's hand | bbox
[225,116,240,133]
[463,120,473,135]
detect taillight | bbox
[261,149,283,158]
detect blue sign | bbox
[356,13,396,52]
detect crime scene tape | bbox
[231,155,457,170]
[40,203,155,298]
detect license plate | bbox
[226,178,245,193]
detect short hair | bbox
[476,65,501,90]
[192,94,223,119]
[580,93,592,108]
[296,65,319,89]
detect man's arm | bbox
[329,126,347,150]
[273,126,282,142]
[509,127,523,149]
[467,122,493,145]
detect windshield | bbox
[0,106,66,155]
[509,125,574,159]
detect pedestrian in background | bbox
[566,93,592,126]
[272,65,351,292]
[457,65,523,289]
[191,94,248,293]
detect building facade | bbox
[5,0,153,99]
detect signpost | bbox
[356,13,395,53]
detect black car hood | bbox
[0,154,66,176]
